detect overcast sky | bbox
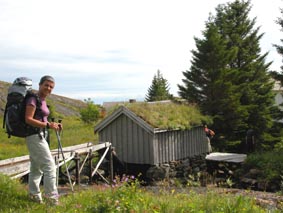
[0,0,282,104]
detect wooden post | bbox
[74,152,80,185]
[88,149,93,184]
[109,146,114,186]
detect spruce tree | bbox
[178,20,241,142]
[273,8,283,82]
[178,0,278,150]
[145,70,172,102]
[270,7,283,150]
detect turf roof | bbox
[109,101,211,130]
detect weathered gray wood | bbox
[0,161,30,176]
[0,155,30,166]
[95,106,208,165]
[0,142,111,178]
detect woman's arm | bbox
[25,105,47,128]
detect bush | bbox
[80,98,100,123]
[240,151,283,185]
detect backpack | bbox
[3,77,42,138]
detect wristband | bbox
[46,123,50,129]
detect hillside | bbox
[0,80,87,117]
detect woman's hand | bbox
[48,122,63,131]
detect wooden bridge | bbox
[0,142,113,187]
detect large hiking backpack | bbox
[3,77,42,138]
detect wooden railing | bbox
[0,142,113,186]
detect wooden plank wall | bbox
[99,114,154,164]
[154,126,207,164]
[98,113,208,165]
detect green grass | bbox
[1,106,283,212]
[0,116,98,160]
[0,173,277,213]
[109,102,212,130]
[1,102,208,159]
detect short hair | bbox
[39,75,55,85]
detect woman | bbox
[25,75,62,205]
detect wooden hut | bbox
[94,103,209,165]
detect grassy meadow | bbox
[0,173,278,213]
[0,116,98,160]
[1,104,283,212]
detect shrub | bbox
[80,98,100,123]
[241,151,283,184]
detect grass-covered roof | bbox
[108,101,211,130]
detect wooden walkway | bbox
[205,152,247,163]
[0,142,113,185]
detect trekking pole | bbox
[52,118,60,187]
[58,119,63,136]
[54,119,74,192]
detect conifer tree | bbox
[269,7,283,150]
[178,0,279,150]
[145,70,172,102]
[273,8,283,82]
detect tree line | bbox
[145,0,283,152]
[81,0,283,153]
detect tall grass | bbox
[48,117,98,150]
[109,102,212,130]
[0,173,277,213]
[0,116,98,160]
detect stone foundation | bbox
[145,154,207,185]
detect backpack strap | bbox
[3,105,7,129]
[24,92,44,137]
[34,94,47,138]
[2,104,11,138]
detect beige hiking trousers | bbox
[26,131,58,202]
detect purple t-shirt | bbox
[26,96,49,122]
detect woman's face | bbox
[39,80,55,97]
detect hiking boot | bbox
[47,199,60,206]
[29,194,44,204]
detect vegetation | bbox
[178,0,281,152]
[0,116,97,160]
[238,151,283,187]
[145,70,172,102]
[108,102,211,130]
[80,98,101,123]
[273,7,283,83]
[0,173,277,213]
[1,1,283,211]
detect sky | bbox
[0,0,282,105]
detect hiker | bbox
[25,75,62,205]
[204,125,215,153]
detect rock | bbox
[240,177,257,185]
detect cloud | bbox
[0,0,282,104]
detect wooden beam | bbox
[0,142,111,178]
